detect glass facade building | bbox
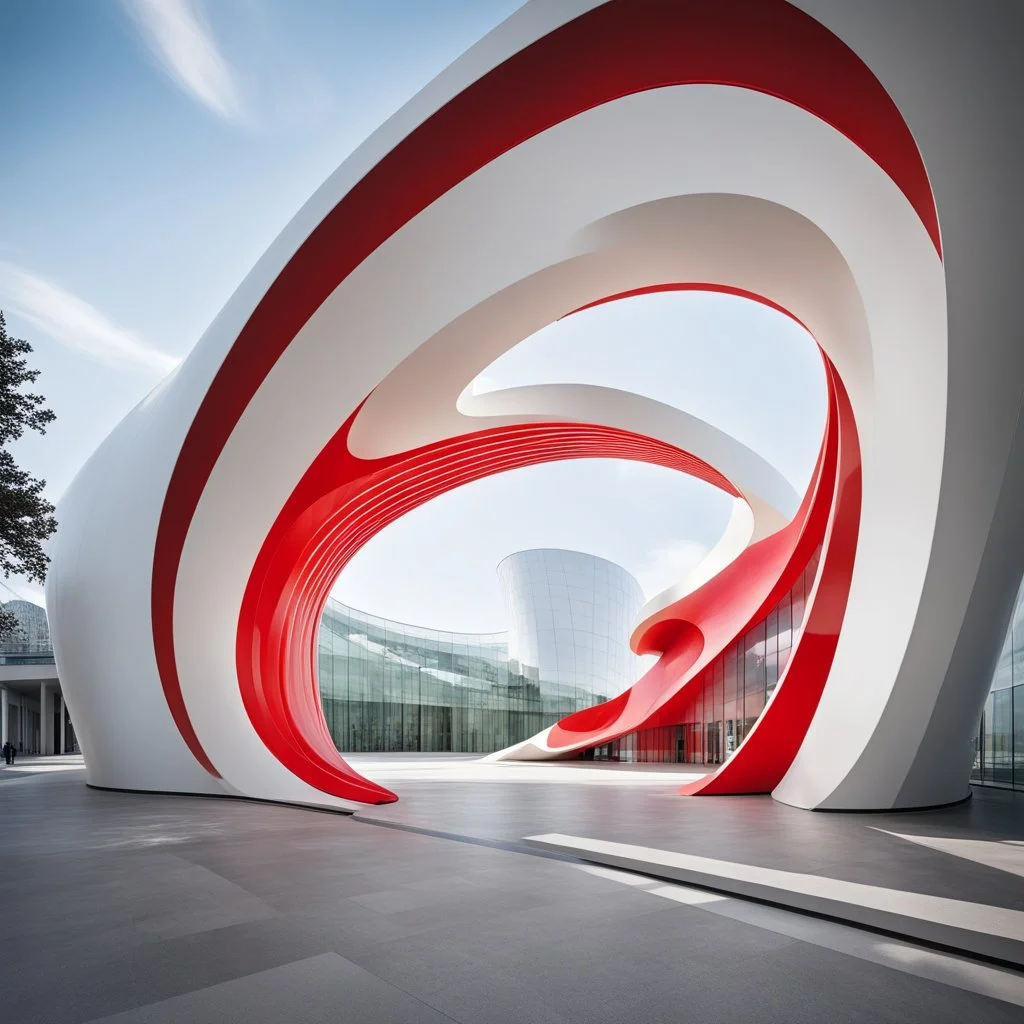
[318,600,538,753]
[972,580,1024,791]
[588,548,821,764]
[1,600,52,654]
[0,600,75,755]
[317,549,646,753]
[586,554,1024,784]
[316,540,829,765]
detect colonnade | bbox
[0,684,73,756]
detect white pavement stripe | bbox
[646,883,729,906]
[874,829,1024,880]
[344,759,707,786]
[528,832,1024,967]
[574,863,1024,1007]
[576,864,659,886]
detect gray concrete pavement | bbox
[1,760,1022,1023]
[351,755,1024,910]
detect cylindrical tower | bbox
[496,549,646,719]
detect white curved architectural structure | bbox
[45,0,1024,812]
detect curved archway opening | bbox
[299,290,832,793]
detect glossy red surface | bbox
[682,361,860,794]
[566,284,810,329]
[150,0,938,797]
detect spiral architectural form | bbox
[46,0,1024,811]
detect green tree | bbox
[0,311,56,640]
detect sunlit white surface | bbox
[345,754,708,787]
[0,754,85,775]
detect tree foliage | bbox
[0,311,56,639]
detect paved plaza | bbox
[1,756,1023,1023]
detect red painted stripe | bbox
[565,283,812,330]
[153,0,934,786]
[684,361,860,794]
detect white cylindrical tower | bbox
[497,549,645,716]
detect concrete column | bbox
[39,682,52,756]
[58,693,66,756]
[1,687,8,746]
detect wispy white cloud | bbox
[635,538,711,598]
[0,263,179,376]
[122,0,243,122]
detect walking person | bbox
[2,741,11,765]
[9,743,16,764]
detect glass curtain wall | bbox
[588,547,821,764]
[0,600,52,654]
[318,546,834,761]
[318,598,584,753]
[972,583,1024,790]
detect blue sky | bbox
[0,0,825,629]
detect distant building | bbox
[1,599,52,652]
[318,549,646,754]
[0,600,70,756]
